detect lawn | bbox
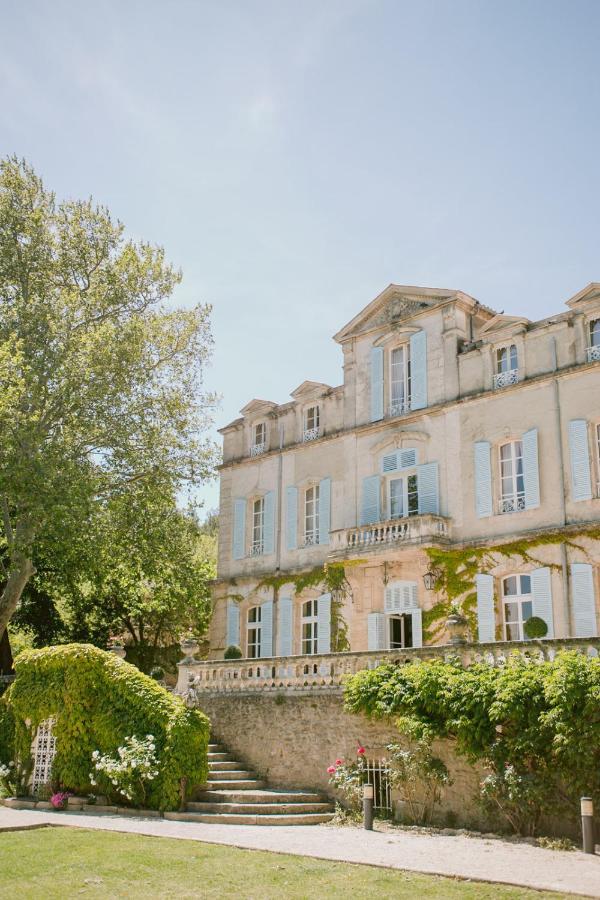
[0,827,569,899]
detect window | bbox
[390,345,411,416]
[304,485,320,545]
[251,498,264,554]
[247,605,262,658]
[589,321,600,362]
[499,441,525,513]
[303,406,321,442]
[388,614,413,649]
[493,345,519,388]
[251,422,267,456]
[597,424,600,496]
[301,599,319,654]
[502,574,533,641]
[388,474,418,519]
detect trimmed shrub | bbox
[224,645,243,660]
[5,643,209,810]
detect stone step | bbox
[187,801,333,815]
[196,789,326,804]
[208,760,242,771]
[207,752,230,761]
[205,779,266,791]
[207,744,222,751]
[164,811,334,826]
[207,769,255,781]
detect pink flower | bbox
[335,759,343,766]
[357,746,365,756]
[327,765,336,774]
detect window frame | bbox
[501,574,533,642]
[301,598,319,655]
[386,472,418,520]
[250,421,267,456]
[388,613,414,649]
[389,343,411,417]
[251,496,265,555]
[590,319,600,348]
[247,605,262,658]
[496,344,518,374]
[304,483,320,545]
[498,439,525,513]
[303,405,321,441]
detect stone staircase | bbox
[164,741,334,826]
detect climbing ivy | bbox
[3,644,209,810]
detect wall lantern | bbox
[422,569,440,591]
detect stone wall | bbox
[196,689,486,829]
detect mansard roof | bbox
[333,283,494,343]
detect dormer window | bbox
[390,345,411,416]
[303,406,320,442]
[493,345,519,389]
[250,422,267,457]
[588,320,600,362]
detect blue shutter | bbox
[286,486,298,550]
[523,428,540,510]
[278,596,293,656]
[368,612,387,650]
[476,574,495,643]
[360,475,381,525]
[263,491,276,554]
[569,419,592,502]
[410,330,427,410]
[571,563,597,637]
[531,567,554,638]
[474,442,493,518]
[317,593,331,654]
[260,601,273,657]
[319,477,331,545]
[232,498,246,560]
[370,347,384,422]
[411,609,423,648]
[226,599,240,648]
[381,448,418,474]
[417,462,439,515]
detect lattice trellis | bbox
[31,718,57,793]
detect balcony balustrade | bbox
[176,637,600,697]
[493,369,519,389]
[329,514,450,555]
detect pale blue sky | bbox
[1,0,599,513]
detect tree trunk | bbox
[0,552,35,641]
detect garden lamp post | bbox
[363,783,374,831]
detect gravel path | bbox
[0,806,598,897]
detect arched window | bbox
[301,599,319,655]
[247,606,262,658]
[502,574,533,641]
[497,344,518,373]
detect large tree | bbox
[0,157,217,639]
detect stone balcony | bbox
[176,637,600,698]
[328,514,451,557]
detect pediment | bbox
[240,399,278,417]
[334,284,463,343]
[565,282,600,309]
[479,314,529,337]
[290,380,331,400]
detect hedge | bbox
[4,643,209,811]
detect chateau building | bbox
[208,282,600,660]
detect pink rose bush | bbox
[326,744,368,810]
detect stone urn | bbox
[446,612,469,646]
[108,641,126,659]
[179,635,200,665]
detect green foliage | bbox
[0,156,218,639]
[224,645,243,660]
[4,643,209,810]
[386,741,451,825]
[0,699,15,766]
[344,652,600,835]
[523,617,548,639]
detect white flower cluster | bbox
[0,763,12,780]
[89,735,159,803]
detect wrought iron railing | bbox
[493,369,519,389]
[250,442,266,457]
[249,542,264,557]
[390,399,411,417]
[499,494,526,514]
[587,345,600,363]
[303,427,321,442]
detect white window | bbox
[390,345,411,416]
[499,441,525,513]
[251,422,267,456]
[389,614,414,649]
[251,498,264,554]
[301,599,319,654]
[388,474,418,519]
[247,605,262,658]
[303,406,320,441]
[493,345,519,388]
[502,574,533,641]
[304,485,320,545]
[589,320,600,362]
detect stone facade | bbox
[210,281,600,659]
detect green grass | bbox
[0,827,568,899]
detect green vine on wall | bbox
[423,526,600,642]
